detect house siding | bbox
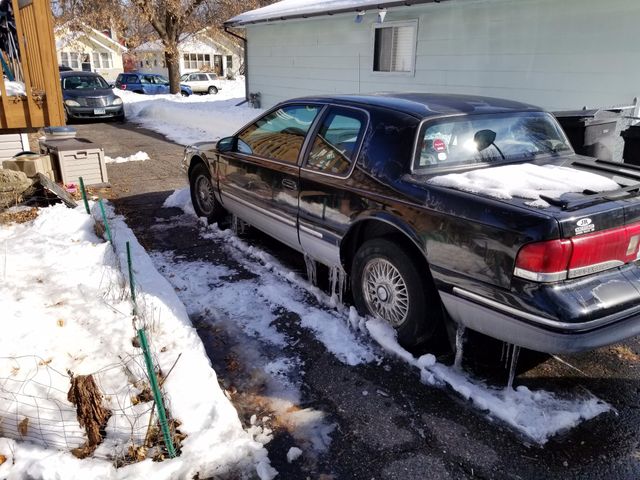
[0,134,29,163]
[246,0,640,110]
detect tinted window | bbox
[196,74,208,81]
[414,112,572,170]
[237,105,321,163]
[62,75,109,90]
[306,108,366,175]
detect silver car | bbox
[179,72,221,94]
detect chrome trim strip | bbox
[221,190,296,227]
[568,260,625,279]
[299,224,323,238]
[513,267,567,283]
[452,287,632,331]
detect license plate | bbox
[94,108,106,115]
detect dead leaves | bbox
[18,417,28,437]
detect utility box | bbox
[39,138,108,186]
[2,153,56,180]
[553,109,620,161]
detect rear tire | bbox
[352,238,440,348]
[189,163,225,223]
[208,86,218,94]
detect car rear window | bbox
[413,112,572,171]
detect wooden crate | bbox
[39,138,108,186]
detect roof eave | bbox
[224,0,445,28]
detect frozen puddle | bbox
[367,319,611,445]
[162,187,611,445]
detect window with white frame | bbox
[61,52,80,69]
[182,52,212,70]
[373,21,417,73]
[90,51,113,69]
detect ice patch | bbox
[427,163,620,207]
[366,319,610,444]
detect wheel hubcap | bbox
[195,176,214,214]
[362,258,409,327]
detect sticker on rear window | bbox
[433,138,446,152]
[575,218,595,235]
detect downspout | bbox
[224,25,249,104]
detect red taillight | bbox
[121,84,126,89]
[515,223,640,282]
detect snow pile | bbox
[427,163,620,207]
[366,319,611,445]
[163,188,195,215]
[115,80,262,145]
[104,151,150,164]
[0,204,275,479]
[228,0,398,25]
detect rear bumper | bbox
[440,288,640,353]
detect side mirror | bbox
[216,136,236,153]
[109,84,115,89]
[474,129,497,152]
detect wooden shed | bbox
[1,0,65,131]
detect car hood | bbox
[63,88,115,99]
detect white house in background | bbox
[226,0,640,111]
[55,24,127,82]
[131,30,242,78]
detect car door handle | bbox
[282,179,297,190]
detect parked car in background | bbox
[114,72,192,96]
[60,71,124,121]
[183,93,640,355]
[180,72,221,94]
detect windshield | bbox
[413,112,572,171]
[62,75,109,90]
[154,75,170,85]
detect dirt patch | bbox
[0,207,38,225]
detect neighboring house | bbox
[55,24,127,82]
[226,0,640,111]
[130,30,242,78]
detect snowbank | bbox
[427,163,620,207]
[105,151,150,164]
[115,80,263,145]
[0,204,275,479]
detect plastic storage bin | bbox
[553,109,619,161]
[39,138,108,186]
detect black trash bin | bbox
[553,109,619,161]
[621,125,640,166]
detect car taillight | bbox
[121,84,126,89]
[515,223,640,282]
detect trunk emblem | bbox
[575,218,595,235]
[577,218,592,227]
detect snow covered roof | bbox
[225,0,443,27]
[55,23,127,52]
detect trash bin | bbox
[553,109,620,161]
[621,125,640,166]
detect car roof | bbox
[285,93,543,119]
[60,71,105,78]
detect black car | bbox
[182,93,640,354]
[60,71,124,121]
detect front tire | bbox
[208,86,218,95]
[352,238,439,347]
[189,163,225,222]
[181,91,189,97]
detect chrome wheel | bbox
[195,175,215,215]
[361,258,409,327]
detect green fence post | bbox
[126,241,136,315]
[138,328,177,458]
[78,177,90,214]
[98,199,112,243]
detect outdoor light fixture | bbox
[354,10,365,23]
[377,9,387,23]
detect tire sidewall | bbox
[208,86,218,94]
[352,238,432,346]
[189,164,216,220]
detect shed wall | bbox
[246,0,640,110]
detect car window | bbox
[196,74,208,81]
[155,76,170,85]
[140,75,153,84]
[305,108,366,175]
[237,105,322,163]
[62,75,109,90]
[413,112,572,171]
[180,74,189,81]
[124,75,136,84]
[207,74,217,81]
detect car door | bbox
[216,103,324,251]
[297,105,369,267]
[194,74,209,93]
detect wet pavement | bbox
[76,120,640,479]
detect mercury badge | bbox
[575,217,595,235]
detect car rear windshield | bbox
[413,111,572,171]
[62,75,109,90]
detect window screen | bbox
[373,23,416,73]
[237,105,321,163]
[306,109,365,175]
